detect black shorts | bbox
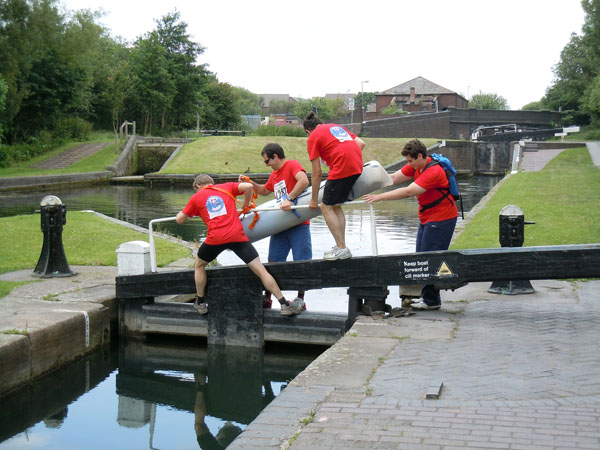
[322,173,361,205]
[197,241,259,264]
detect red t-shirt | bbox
[307,124,363,179]
[264,159,310,225]
[401,157,458,224]
[182,182,248,245]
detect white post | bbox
[369,203,378,256]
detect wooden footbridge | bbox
[116,244,600,347]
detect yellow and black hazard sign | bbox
[437,261,454,277]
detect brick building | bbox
[376,76,468,114]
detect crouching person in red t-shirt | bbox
[176,174,295,316]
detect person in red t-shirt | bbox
[241,143,311,314]
[176,174,297,316]
[303,112,365,261]
[363,139,458,310]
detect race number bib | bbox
[329,126,353,142]
[273,180,288,203]
[205,195,227,219]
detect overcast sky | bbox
[62,0,585,109]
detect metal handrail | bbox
[149,216,177,272]
[147,200,379,272]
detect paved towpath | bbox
[231,280,600,449]
[30,142,110,169]
[230,143,600,449]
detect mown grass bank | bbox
[160,136,438,174]
[451,146,600,249]
[0,132,118,177]
[0,211,190,276]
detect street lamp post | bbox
[361,80,369,122]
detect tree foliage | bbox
[533,0,600,125]
[354,91,377,109]
[469,92,509,110]
[232,87,261,115]
[0,2,241,147]
[292,97,346,121]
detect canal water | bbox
[0,175,501,449]
[0,339,325,450]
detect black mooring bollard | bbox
[33,195,76,278]
[488,204,534,295]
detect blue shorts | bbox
[268,224,312,262]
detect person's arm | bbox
[280,171,309,211]
[176,211,189,224]
[237,182,254,210]
[354,136,366,150]
[309,158,322,208]
[363,181,426,204]
[390,170,412,185]
[238,175,270,196]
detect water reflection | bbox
[0,175,501,248]
[0,340,323,449]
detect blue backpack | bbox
[420,153,464,219]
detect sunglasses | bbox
[264,157,271,165]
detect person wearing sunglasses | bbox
[240,143,311,315]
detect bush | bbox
[252,124,305,137]
[55,117,93,141]
[0,146,8,168]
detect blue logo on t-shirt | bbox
[206,195,227,219]
[330,126,352,142]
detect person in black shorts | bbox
[176,174,298,315]
[303,112,365,260]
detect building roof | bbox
[325,93,356,101]
[379,76,456,95]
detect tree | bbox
[292,97,346,121]
[521,100,545,111]
[268,99,291,115]
[201,80,240,129]
[354,91,376,110]
[232,87,261,115]
[469,92,509,110]
[155,11,209,129]
[541,0,600,125]
[584,73,600,125]
[0,75,7,140]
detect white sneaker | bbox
[280,301,302,316]
[324,246,352,261]
[290,297,305,311]
[323,246,339,258]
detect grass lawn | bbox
[451,147,600,249]
[0,211,191,275]
[160,136,439,174]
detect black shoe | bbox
[410,301,441,310]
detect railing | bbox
[147,200,379,272]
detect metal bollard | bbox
[488,205,534,294]
[33,195,75,278]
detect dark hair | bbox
[261,142,285,160]
[303,111,323,132]
[401,139,428,159]
[193,174,214,188]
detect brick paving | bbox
[230,281,600,449]
[30,142,110,169]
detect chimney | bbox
[409,87,415,103]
